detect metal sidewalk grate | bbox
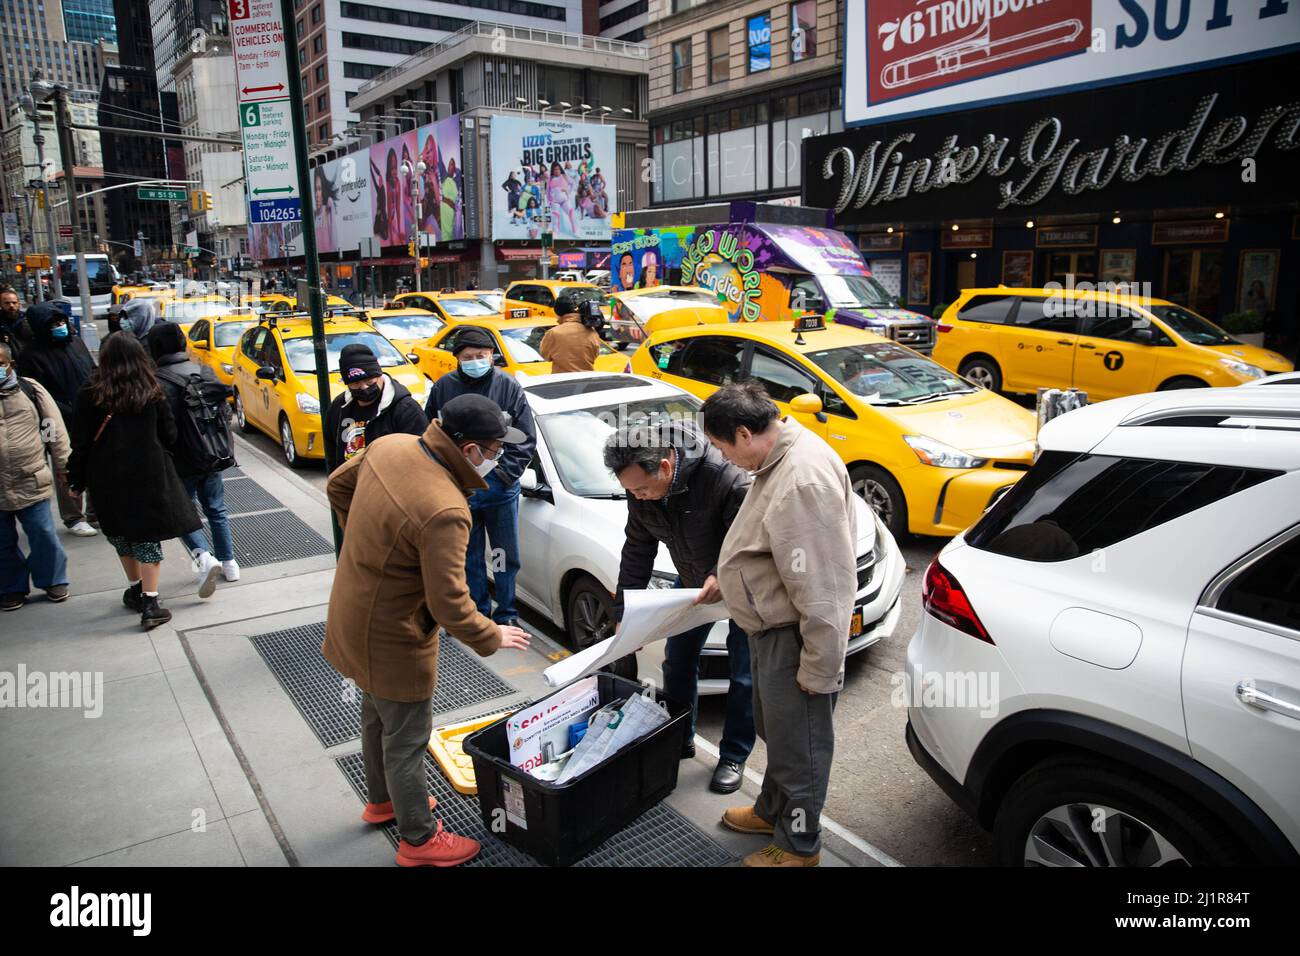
[225,467,246,478]
[219,477,284,516]
[251,623,523,747]
[335,750,736,868]
[226,509,334,568]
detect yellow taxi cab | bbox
[933,287,1294,401]
[112,283,155,305]
[230,312,429,468]
[632,314,1038,538]
[185,309,262,387]
[240,293,293,312]
[608,286,729,347]
[289,293,352,310]
[365,307,450,357]
[503,279,608,320]
[411,315,630,382]
[389,289,529,321]
[161,295,241,335]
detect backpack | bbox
[156,367,237,474]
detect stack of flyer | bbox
[505,676,601,776]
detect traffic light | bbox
[35,190,45,210]
[202,190,212,212]
[190,190,212,213]
[408,240,416,257]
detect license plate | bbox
[849,608,863,637]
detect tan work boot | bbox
[721,805,775,835]
[743,843,820,867]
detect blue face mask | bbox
[51,324,70,339]
[460,357,492,379]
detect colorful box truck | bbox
[612,202,935,353]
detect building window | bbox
[672,39,692,93]
[789,1,817,62]
[299,45,307,62]
[317,94,326,112]
[343,61,386,79]
[312,35,323,53]
[315,64,325,82]
[296,18,304,37]
[318,122,329,141]
[599,0,646,30]
[747,12,771,73]
[341,31,444,55]
[707,26,728,84]
[311,4,321,24]
[339,4,471,32]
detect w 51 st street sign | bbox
[229,0,302,224]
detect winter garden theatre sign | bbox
[803,54,1299,222]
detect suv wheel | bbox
[1158,375,1209,390]
[233,390,255,434]
[959,356,1002,392]
[993,758,1247,866]
[279,415,305,469]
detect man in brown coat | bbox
[539,292,600,373]
[323,392,531,867]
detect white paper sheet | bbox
[542,587,730,688]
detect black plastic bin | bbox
[463,673,690,867]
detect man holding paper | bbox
[604,419,754,794]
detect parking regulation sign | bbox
[229,0,301,224]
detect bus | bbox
[58,253,119,324]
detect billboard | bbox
[490,116,617,242]
[843,0,1300,127]
[332,151,373,253]
[611,225,697,291]
[370,129,418,248]
[748,13,772,72]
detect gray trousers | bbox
[750,624,837,856]
[361,691,434,846]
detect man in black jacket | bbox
[424,326,536,625]
[323,343,427,473]
[603,419,755,794]
[0,288,33,361]
[18,302,98,538]
[147,322,237,598]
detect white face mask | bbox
[470,443,499,478]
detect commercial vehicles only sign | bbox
[229,0,302,224]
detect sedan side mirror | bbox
[1131,327,1155,345]
[255,365,277,381]
[191,339,209,350]
[519,467,540,492]
[790,392,824,417]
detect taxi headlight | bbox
[296,393,320,415]
[1219,358,1265,380]
[902,435,987,469]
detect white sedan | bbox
[508,372,906,693]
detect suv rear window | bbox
[957,294,1017,324]
[966,451,1280,561]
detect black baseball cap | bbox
[439,393,526,445]
[451,326,496,355]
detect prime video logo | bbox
[49,886,151,936]
[0,666,103,718]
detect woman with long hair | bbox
[370,156,390,243]
[314,165,337,252]
[385,149,402,245]
[67,332,201,629]
[547,161,577,235]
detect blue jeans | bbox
[464,475,520,624]
[179,472,235,562]
[663,614,756,765]
[0,500,69,594]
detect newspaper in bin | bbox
[555,689,669,784]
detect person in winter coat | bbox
[17,302,98,537]
[67,332,202,630]
[423,326,536,625]
[147,322,239,598]
[323,393,531,866]
[0,341,71,611]
[603,419,755,794]
[322,343,427,473]
[108,296,164,340]
[539,292,600,374]
[0,288,34,362]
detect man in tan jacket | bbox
[702,382,857,867]
[539,292,600,373]
[323,392,531,867]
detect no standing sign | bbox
[229,0,302,224]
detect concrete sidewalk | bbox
[0,434,892,868]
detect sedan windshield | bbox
[819,274,897,309]
[538,395,703,497]
[807,342,974,404]
[168,300,237,321]
[620,288,720,321]
[371,313,445,341]
[500,325,614,364]
[439,297,500,317]
[283,331,406,374]
[1146,304,1235,346]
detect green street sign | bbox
[138,187,188,202]
[541,231,553,248]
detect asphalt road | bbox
[243,430,996,866]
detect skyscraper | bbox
[63,0,118,44]
[0,0,106,110]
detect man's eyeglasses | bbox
[476,443,506,461]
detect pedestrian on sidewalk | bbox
[0,342,71,611]
[147,322,241,596]
[539,292,600,373]
[703,382,858,868]
[423,327,536,627]
[323,393,532,867]
[0,287,34,362]
[67,332,202,630]
[17,302,99,538]
[322,343,427,473]
[603,419,756,793]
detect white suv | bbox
[906,387,1300,866]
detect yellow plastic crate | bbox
[428,710,517,795]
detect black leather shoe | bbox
[681,741,696,760]
[710,759,744,794]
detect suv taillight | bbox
[935,323,953,333]
[922,559,992,644]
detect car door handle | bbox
[1056,340,1073,346]
[1078,342,1096,349]
[1236,680,1300,721]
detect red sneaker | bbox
[395,821,481,868]
[361,795,437,825]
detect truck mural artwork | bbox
[680,227,764,322]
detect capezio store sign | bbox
[806,51,1300,223]
[844,0,1300,127]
